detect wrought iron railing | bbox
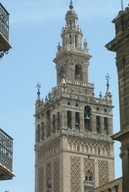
[0,3,9,40]
[0,128,13,172]
[84,180,94,187]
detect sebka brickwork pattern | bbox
[70,156,81,192]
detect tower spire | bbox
[36,82,41,100]
[104,73,112,101]
[106,73,110,93]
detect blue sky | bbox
[0,0,127,191]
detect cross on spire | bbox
[105,73,111,91]
[106,73,110,83]
[36,82,41,98]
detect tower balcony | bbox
[84,180,95,192]
[0,3,11,59]
[0,128,14,180]
[84,180,94,187]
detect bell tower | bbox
[55,1,90,85]
[106,5,129,192]
[34,2,115,192]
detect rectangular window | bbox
[57,111,60,130]
[115,185,118,192]
[104,117,108,134]
[52,114,55,133]
[75,112,80,129]
[37,124,40,142]
[41,122,44,139]
[46,110,50,137]
[96,116,101,133]
[75,35,77,47]
[67,111,72,128]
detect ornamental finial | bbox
[104,73,112,100]
[36,82,41,99]
[105,73,110,91]
[69,0,74,9]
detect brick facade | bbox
[35,3,115,192]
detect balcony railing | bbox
[0,128,14,180]
[0,3,9,41]
[84,180,94,187]
[0,3,11,58]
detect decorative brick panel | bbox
[70,156,81,192]
[54,159,60,192]
[98,160,109,185]
[84,158,94,176]
[38,167,44,192]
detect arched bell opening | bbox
[84,106,91,131]
[75,64,82,81]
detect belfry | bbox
[34,2,115,192]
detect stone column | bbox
[43,120,46,139]
[101,117,105,134]
[91,115,96,133]
[108,117,113,135]
[72,111,75,129]
[80,111,84,131]
[71,63,75,81]
[61,110,67,129]
[40,122,42,141]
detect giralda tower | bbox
[35,2,115,192]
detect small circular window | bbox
[68,101,71,105]
[104,108,107,112]
[97,107,99,111]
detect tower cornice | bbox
[53,50,92,64]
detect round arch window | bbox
[75,64,82,81]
